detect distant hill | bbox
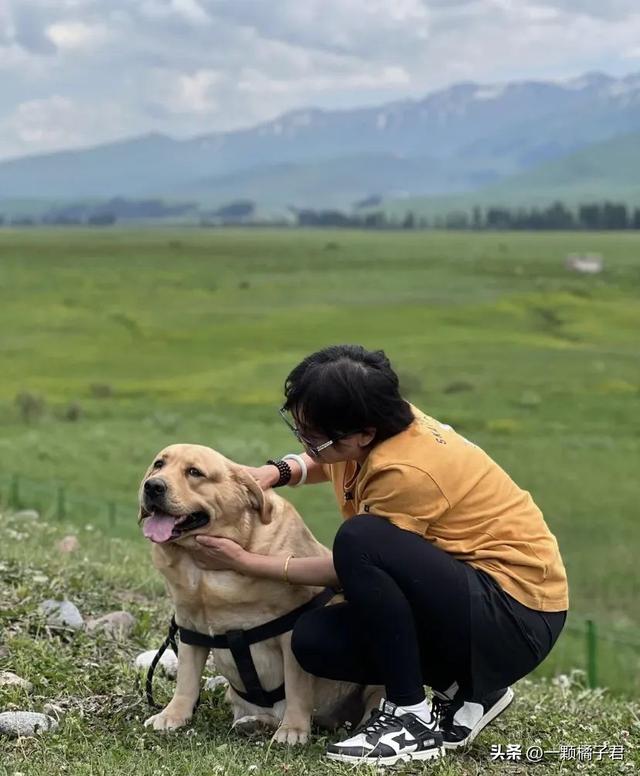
[1,71,640,210]
[382,131,640,218]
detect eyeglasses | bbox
[278,407,357,458]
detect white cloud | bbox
[148,68,222,114]
[46,21,108,49]
[172,0,210,24]
[5,96,81,148]
[0,95,129,158]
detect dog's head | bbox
[138,444,271,547]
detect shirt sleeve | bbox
[359,464,450,532]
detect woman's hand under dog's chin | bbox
[191,535,250,572]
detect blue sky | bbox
[1,0,639,160]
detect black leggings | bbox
[291,515,567,705]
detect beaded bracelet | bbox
[266,458,292,487]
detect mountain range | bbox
[1,71,640,214]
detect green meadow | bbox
[1,227,639,696]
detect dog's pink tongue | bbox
[143,514,175,543]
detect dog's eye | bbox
[153,460,164,469]
[187,467,205,478]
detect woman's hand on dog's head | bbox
[243,465,280,490]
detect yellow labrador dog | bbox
[139,444,378,744]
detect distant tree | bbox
[402,211,415,229]
[50,213,82,226]
[88,212,116,226]
[297,209,357,228]
[472,206,483,230]
[363,211,386,229]
[511,208,531,229]
[543,201,574,229]
[632,209,640,230]
[214,200,256,221]
[445,211,469,229]
[486,207,512,229]
[602,201,628,229]
[579,203,602,229]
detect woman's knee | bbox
[332,514,388,571]
[291,610,327,674]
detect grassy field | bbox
[1,510,638,775]
[0,227,639,697]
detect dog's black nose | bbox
[144,478,167,498]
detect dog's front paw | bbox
[144,709,191,732]
[272,724,310,745]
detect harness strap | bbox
[145,587,335,710]
[226,628,281,708]
[178,587,335,648]
[145,616,179,709]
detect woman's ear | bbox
[232,467,273,524]
[359,427,377,447]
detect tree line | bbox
[2,198,640,230]
[299,200,640,230]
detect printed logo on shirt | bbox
[426,422,447,445]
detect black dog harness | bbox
[146,587,335,709]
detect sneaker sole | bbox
[443,686,515,750]
[326,746,446,765]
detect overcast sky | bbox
[1,0,640,160]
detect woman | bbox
[195,344,569,764]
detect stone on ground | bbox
[134,649,178,678]
[85,610,136,639]
[39,599,84,630]
[0,671,32,692]
[12,510,39,521]
[0,711,58,737]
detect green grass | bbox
[0,227,639,697]
[1,511,638,775]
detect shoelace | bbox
[354,709,395,737]
[431,696,454,727]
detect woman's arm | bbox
[243,452,329,488]
[193,536,339,587]
[242,552,338,587]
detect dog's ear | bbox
[232,468,272,524]
[137,462,154,524]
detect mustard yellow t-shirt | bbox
[322,404,569,612]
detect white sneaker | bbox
[432,686,515,749]
[325,698,445,765]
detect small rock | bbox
[134,649,178,678]
[39,599,84,630]
[12,510,39,521]
[0,646,9,660]
[0,711,58,737]
[0,671,32,692]
[56,535,80,554]
[43,703,65,720]
[85,611,136,639]
[204,675,229,691]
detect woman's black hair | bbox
[282,344,414,445]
